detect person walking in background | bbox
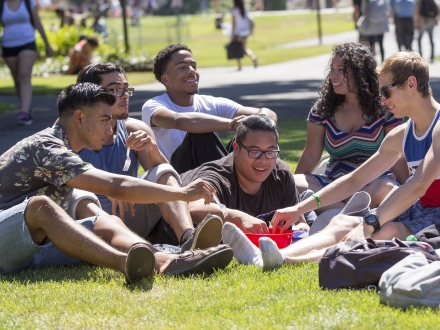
[358,0,390,62]
[414,0,439,63]
[294,43,408,210]
[390,0,415,51]
[231,0,257,70]
[0,0,53,125]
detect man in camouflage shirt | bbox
[0,83,232,283]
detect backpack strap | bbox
[24,0,35,27]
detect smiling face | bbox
[80,101,113,152]
[100,71,130,120]
[161,50,199,103]
[329,55,357,96]
[379,71,407,118]
[233,131,279,194]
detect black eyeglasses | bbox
[107,87,135,97]
[380,82,398,99]
[236,140,280,159]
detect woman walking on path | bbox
[357,0,390,62]
[293,43,409,210]
[0,0,53,125]
[231,0,257,71]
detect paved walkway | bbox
[1,25,440,154]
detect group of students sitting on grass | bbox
[1,42,439,286]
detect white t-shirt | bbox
[231,7,251,37]
[142,93,241,160]
[1,0,36,48]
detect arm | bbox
[234,106,278,123]
[375,122,440,226]
[187,199,269,234]
[125,118,168,171]
[271,125,406,231]
[294,122,326,174]
[66,168,215,205]
[231,10,236,40]
[383,125,410,184]
[31,6,53,57]
[151,108,238,133]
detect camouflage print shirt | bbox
[0,124,94,211]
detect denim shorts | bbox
[392,201,440,234]
[0,198,97,275]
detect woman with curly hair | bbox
[294,42,408,209]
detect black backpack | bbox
[420,0,439,18]
[0,0,34,27]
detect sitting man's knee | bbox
[374,221,410,240]
[142,163,182,186]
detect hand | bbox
[106,195,135,221]
[341,222,373,242]
[228,115,246,131]
[46,45,54,57]
[181,179,216,204]
[292,222,310,231]
[126,130,157,152]
[270,207,301,233]
[229,210,269,234]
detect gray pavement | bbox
[1,24,440,154]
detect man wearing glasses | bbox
[221,51,440,269]
[76,62,223,252]
[142,44,277,174]
[180,114,307,237]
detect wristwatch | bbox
[364,214,381,233]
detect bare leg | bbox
[372,222,412,240]
[16,50,37,114]
[25,196,126,273]
[361,178,396,208]
[284,248,327,264]
[156,172,193,242]
[280,214,360,257]
[3,56,20,100]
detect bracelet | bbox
[311,193,321,209]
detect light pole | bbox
[119,0,130,53]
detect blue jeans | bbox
[0,198,96,274]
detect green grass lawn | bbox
[2,118,438,328]
[0,11,353,95]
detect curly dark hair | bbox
[153,44,192,83]
[315,42,381,120]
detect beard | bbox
[112,112,129,120]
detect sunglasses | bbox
[107,87,135,97]
[379,82,398,99]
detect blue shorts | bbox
[0,198,97,274]
[392,201,440,234]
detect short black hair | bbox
[153,44,192,83]
[235,114,279,144]
[77,62,126,85]
[57,83,116,118]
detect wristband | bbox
[311,193,321,209]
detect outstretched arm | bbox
[271,125,406,231]
[67,168,215,205]
[375,121,440,225]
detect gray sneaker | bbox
[180,214,223,253]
